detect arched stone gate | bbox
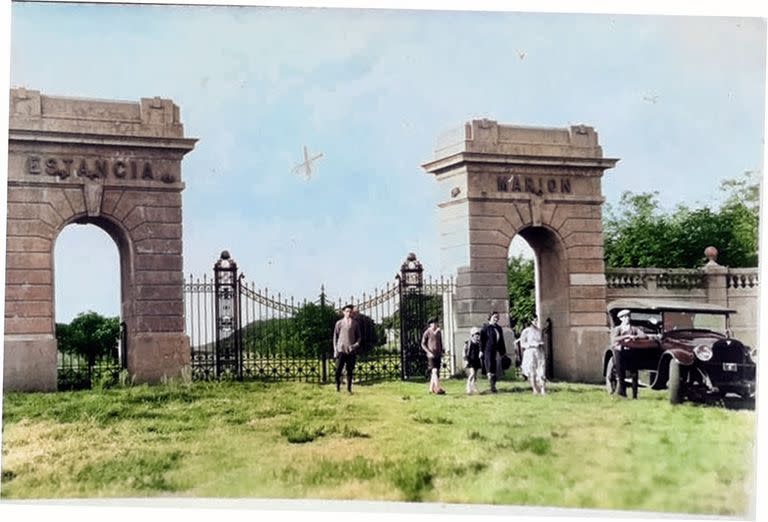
[422,119,618,382]
[4,88,196,391]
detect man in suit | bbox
[480,311,507,393]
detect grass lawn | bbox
[0,376,757,517]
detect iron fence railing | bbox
[183,265,455,384]
[57,350,122,390]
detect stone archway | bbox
[4,88,197,391]
[422,119,618,382]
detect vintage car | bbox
[603,298,757,404]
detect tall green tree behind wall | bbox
[507,172,760,322]
[603,171,759,268]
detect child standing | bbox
[463,327,482,394]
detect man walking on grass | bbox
[333,304,361,393]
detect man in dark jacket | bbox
[480,311,506,393]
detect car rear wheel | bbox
[605,356,618,395]
[668,358,684,405]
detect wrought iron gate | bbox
[185,251,454,384]
[399,253,427,380]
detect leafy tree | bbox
[716,170,760,266]
[667,203,758,268]
[720,169,760,214]
[507,255,536,334]
[241,317,298,356]
[56,311,120,361]
[603,174,759,268]
[288,302,340,357]
[355,313,387,355]
[603,191,677,268]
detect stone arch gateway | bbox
[422,119,618,382]
[4,88,197,391]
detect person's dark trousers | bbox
[335,352,357,392]
[488,372,498,393]
[485,351,498,392]
[612,348,627,397]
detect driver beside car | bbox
[611,309,647,398]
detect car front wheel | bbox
[668,358,685,405]
[605,356,618,395]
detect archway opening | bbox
[507,234,537,336]
[54,223,123,389]
[508,226,571,380]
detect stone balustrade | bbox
[606,268,707,290]
[606,266,758,291]
[727,268,760,289]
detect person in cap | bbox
[611,309,646,398]
[520,316,547,395]
[463,326,482,394]
[613,309,645,342]
[480,311,507,393]
[333,304,361,393]
[421,317,446,394]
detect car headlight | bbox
[750,348,758,362]
[694,344,713,361]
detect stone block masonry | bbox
[423,119,618,382]
[4,88,197,391]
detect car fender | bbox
[664,347,695,366]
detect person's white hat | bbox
[470,327,481,335]
[618,309,630,318]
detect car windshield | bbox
[630,312,661,324]
[662,311,727,333]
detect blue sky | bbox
[3,1,767,322]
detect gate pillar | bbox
[5,88,197,391]
[422,119,618,382]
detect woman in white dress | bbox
[519,316,546,395]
